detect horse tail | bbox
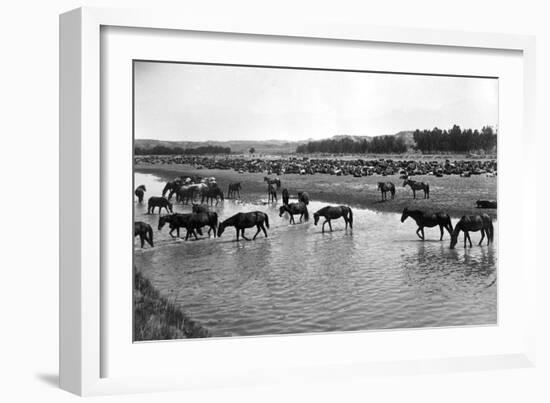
[348,207,353,228]
[147,224,154,247]
[304,206,309,221]
[264,213,270,228]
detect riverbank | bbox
[134,269,210,341]
[135,163,497,218]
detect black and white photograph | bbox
[132,60,498,341]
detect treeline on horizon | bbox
[295,125,497,154]
[134,145,231,155]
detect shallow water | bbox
[134,172,497,337]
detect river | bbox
[134,172,497,337]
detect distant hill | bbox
[135,131,415,154]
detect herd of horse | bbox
[134,175,495,250]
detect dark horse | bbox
[134,185,146,203]
[313,205,353,233]
[162,180,181,199]
[297,191,310,205]
[217,211,269,241]
[403,179,430,199]
[191,203,210,214]
[282,188,290,205]
[400,208,453,240]
[476,200,497,209]
[185,212,219,240]
[227,182,242,199]
[264,177,281,189]
[279,202,309,224]
[201,187,224,206]
[158,213,202,239]
[134,221,153,248]
[147,196,173,214]
[450,214,494,249]
[267,184,277,203]
[377,182,395,201]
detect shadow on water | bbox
[134,172,498,337]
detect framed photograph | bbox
[60,7,537,396]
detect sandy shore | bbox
[135,163,497,218]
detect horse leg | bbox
[328,220,333,232]
[241,229,250,241]
[322,220,327,233]
[253,225,261,240]
[139,234,145,248]
[261,223,268,237]
[413,190,416,199]
[439,225,444,241]
[235,227,240,241]
[479,230,485,246]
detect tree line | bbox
[296,135,407,154]
[134,145,231,155]
[413,125,496,153]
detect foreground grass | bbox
[134,270,210,341]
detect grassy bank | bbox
[134,269,210,341]
[136,163,497,218]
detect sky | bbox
[134,61,498,142]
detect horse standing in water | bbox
[217,212,269,241]
[176,186,195,205]
[313,205,353,233]
[403,179,430,199]
[134,185,146,203]
[377,182,395,200]
[297,191,310,205]
[227,182,241,199]
[450,214,494,249]
[201,187,224,206]
[267,184,277,203]
[162,180,181,199]
[184,212,219,240]
[264,177,281,189]
[147,197,173,214]
[134,221,153,248]
[400,208,453,240]
[282,188,290,205]
[279,202,309,224]
[158,213,201,239]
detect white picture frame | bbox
[59,7,537,396]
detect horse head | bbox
[313,213,320,225]
[400,207,409,223]
[217,223,225,237]
[158,215,168,231]
[278,205,287,217]
[402,179,409,187]
[192,203,200,213]
[449,233,458,249]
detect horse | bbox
[282,188,290,205]
[279,202,309,224]
[313,205,353,233]
[227,182,241,199]
[217,211,269,241]
[297,191,310,205]
[377,182,395,201]
[158,213,203,239]
[134,185,146,203]
[176,186,195,205]
[185,212,219,240]
[267,184,277,203]
[162,180,181,199]
[476,200,497,209]
[264,177,281,189]
[147,197,173,214]
[191,203,210,214]
[450,214,494,249]
[403,179,430,199]
[201,187,224,206]
[400,208,453,240]
[134,221,153,248]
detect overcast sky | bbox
[134,61,498,142]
